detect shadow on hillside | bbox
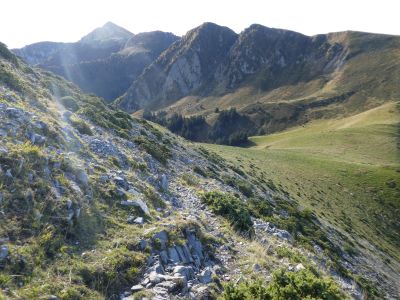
[241,139,257,148]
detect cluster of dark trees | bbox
[143,108,254,146]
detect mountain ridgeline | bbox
[13,22,179,101]
[14,22,400,144]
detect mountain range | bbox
[14,22,179,101]
[14,22,400,139]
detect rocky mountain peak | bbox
[123,31,179,55]
[79,21,134,45]
[183,22,238,49]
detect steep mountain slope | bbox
[0,42,385,299]
[118,24,400,139]
[13,23,179,101]
[117,22,238,111]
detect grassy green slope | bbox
[204,102,400,263]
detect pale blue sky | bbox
[1,0,400,48]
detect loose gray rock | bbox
[114,176,128,190]
[199,267,213,284]
[139,239,147,251]
[149,271,165,284]
[131,284,144,293]
[168,247,181,264]
[152,231,169,250]
[5,107,23,119]
[30,133,46,145]
[160,250,169,265]
[76,170,89,186]
[127,215,135,224]
[160,174,168,192]
[134,217,144,225]
[0,245,9,260]
[173,265,195,281]
[5,169,12,178]
[295,263,305,271]
[253,263,262,272]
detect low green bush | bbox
[77,247,146,298]
[134,136,171,165]
[222,268,344,300]
[201,191,254,236]
[70,117,93,135]
[60,96,79,112]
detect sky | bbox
[1,0,400,48]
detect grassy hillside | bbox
[204,101,400,285]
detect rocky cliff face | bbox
[215,24,345,90]
[116,23,346,112]
[118,22,238,111]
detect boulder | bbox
[166,275,186,289]
[120,199,150,215]
[99,174,109,183]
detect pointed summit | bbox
[79,22,134,45]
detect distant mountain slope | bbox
[13,22,179,101]
[117,24,400,137]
